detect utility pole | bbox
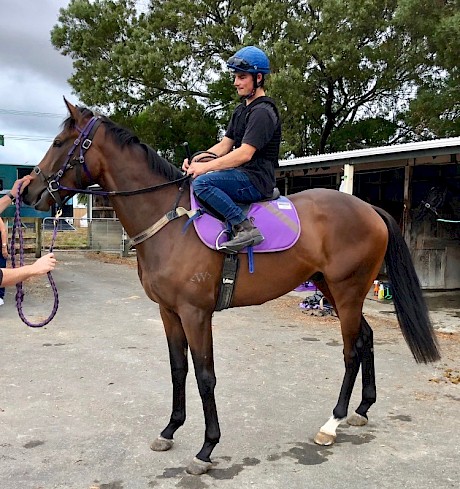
[0,135,4,146]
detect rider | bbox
[183,46,281,252]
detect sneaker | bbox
[0,298,4,306]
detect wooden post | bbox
[342,163,354,194]
[403,163,413,244]
[121,228,129,257]
[336,171,342,189]
[35,218,42,258]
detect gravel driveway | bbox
[0,252,458,489]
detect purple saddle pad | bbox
[190,189,301,253]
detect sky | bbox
[0,0,76,166]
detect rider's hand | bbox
[182,158,190,171]
[186,162,210,178]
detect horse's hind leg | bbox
[313,287,365,446]
[151,306,189,452]
[347,316,376,426]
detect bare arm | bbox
[0,176,32,213]
[0,194,14,215]
[205,137,235,158]
[0,218,7,259]
[0,253,57,287]
[186,143,256,178]
[182,137,235,171]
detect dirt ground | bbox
[0,252,458,489]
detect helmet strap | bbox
[239,73,262,101]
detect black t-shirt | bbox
[225,97,281,197]
[0,268,3,286]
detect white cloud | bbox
[0,0,77,165]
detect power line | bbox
[2,134,54,142]
[0,108,64,142]
[0,108,65,118]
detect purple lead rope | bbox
[11,184,59,327]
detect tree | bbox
[263,0,430,154]
[394,0,460,138]
[51,0,460,157]
[111,99,220,163]
[51,0,241,159]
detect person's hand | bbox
[31,253,57,276]
[2,245,7,259]
[11,176,32,197]
[182,158,190,171]
[186,161,210,178]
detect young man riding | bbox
[183,46,281,253]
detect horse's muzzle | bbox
[23,185,52,211]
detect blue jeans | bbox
[192,169,264,225]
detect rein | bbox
[33,115,197,247]
[33,115,190,203]
[11,185,60,328]
[57,174,190,198]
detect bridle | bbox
[32,115,189,208]
[31,114,199,249]
[33,116,102,208]
[12,116,197,328]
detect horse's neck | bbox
[93,143,190,244]
[101,166,187,240]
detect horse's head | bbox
[413,185,448,223]
[24,98,104,211]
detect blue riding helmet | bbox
[227,46,271,74]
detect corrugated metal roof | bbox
[279,136,460,169]
[0,162,36,167]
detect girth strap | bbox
[215,253,239,311]
[128,207,198,247]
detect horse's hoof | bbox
[186,457,213,475]
[150,436,174,452]
[347,412,368,426]
[314,431,336,446]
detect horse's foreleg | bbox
[151,306,188,452]
[183,311,220,475]
[347,316,376,426]
[315,302,363,446]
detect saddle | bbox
[190,187,301,253]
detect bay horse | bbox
[23,99,440,475]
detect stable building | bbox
[276,137,460,289]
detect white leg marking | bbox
[320,416,344,437]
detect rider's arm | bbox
[202,143,256,170]
[186,143,256,177]
[183,137,235,171]
[205,137,235,158]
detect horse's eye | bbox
[53,140,62,147]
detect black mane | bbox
[63,106,183,182]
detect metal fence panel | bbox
[41,217,126,252]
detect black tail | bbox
[373,207,441,363]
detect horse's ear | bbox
[63,96,79,121]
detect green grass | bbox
[42,228,89,249]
